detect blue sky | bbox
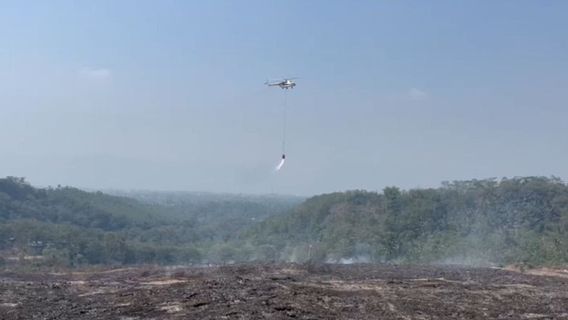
[1,1,567,195]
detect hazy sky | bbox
[1,1,568,195]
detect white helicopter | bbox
[265,78,297,89]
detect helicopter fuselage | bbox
[267,79,296,89]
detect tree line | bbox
[2,176,568,268]
[247,177,568,266]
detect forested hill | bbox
[246,177,568,266]
[0,177,298,267]
[0,177,165,230]
[3,176,568,268]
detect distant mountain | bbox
[107,189,304,207]
[107,190,304,242]
[246,177,568,266]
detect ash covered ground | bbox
[1,264,568,319]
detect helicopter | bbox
[265,78,297,90]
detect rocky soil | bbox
[1,263,568,319]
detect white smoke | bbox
[275,158,286,171]
[326,256,371,265]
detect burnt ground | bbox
[1,263,568,319]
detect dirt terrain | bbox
[1,263,568,319]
